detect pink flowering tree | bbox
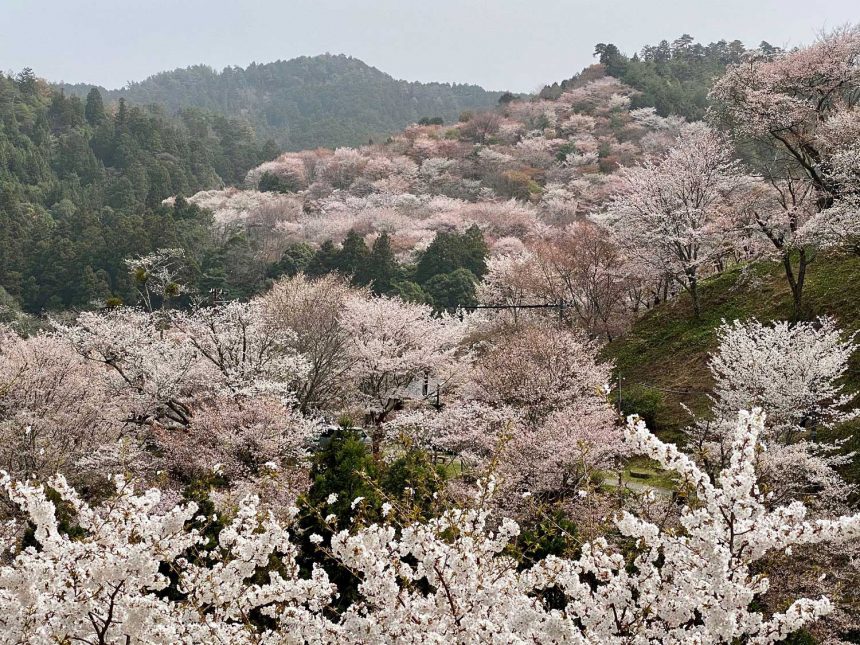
[464,325,622,499]
[338,293,468,455]
[260,273,356,413]
[727,176,820,316]
[0,329,127,484]
[532,223,632,339]
[711,27,860,290]
[52,303,317,487]
[385,400,518,467]
[602,123,743,318]
[710,26,860,204]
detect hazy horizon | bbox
[2,0,858,92]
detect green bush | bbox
[618,384,664,430]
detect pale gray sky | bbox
[1,0,857,92]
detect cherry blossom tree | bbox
[55,309,200,429]
[467,324,621,498]
[53,301,318,487]
[476,250,543,327]
[156,397,319,484]
[531,223,632,339]
[709,317,858,439]
[799,114,860,253]
[0,329,125,484]
[260,273,355,413]
[171,300,308,403]
[338,293,468,455]
[728,175,818,316]
[710,26,860,204]
[602,123,743,318]
[689,317,858,510]
[711,26,860,266]
[384,400,517,467]
[0,473,335,643]
[470,324,612,426]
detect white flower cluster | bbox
[1,411,857,643]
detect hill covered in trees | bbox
[0,69,275,312]
[541,34,765,121]
[59,55,506,150]
[2,24,860,644]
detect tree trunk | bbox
[369,399,397,460]
[783,248,808,320]
[685,268,700,319]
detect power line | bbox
[447,301,571,325]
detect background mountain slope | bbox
[60,54,506,150]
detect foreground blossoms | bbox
[1,411,858,644]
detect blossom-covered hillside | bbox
[184,73,681,257]
[2,26,860,644]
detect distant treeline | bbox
[58,54,506,150]
[0,69,275,312]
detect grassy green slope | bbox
[602,252,860,456]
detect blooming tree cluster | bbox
[688,317,859,511]
[339,292,469,453]
[387,324,623,503]
[11,277,475,492]
[711,27,860,308]
[477,222,636,338]
[161,71,679,280]
[0,329,124,484]
[1,412,859,643]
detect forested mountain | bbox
[0,69,275,312]
[59,54,506,150]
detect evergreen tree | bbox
[269,243,315,279]
[423,268,478,312]
[415,225,488,285]
[84,88,106,125]
[336,230,370,284]
[366,232,398,294]
[306,241,340,278]
[15,68,37,96]
[390,280,428,304]
[116,97,128,127]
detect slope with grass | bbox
[603,252,860,459]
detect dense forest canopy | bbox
[0,69,276,312]
[59,54,506,150]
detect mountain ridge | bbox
[58,54,507,150]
